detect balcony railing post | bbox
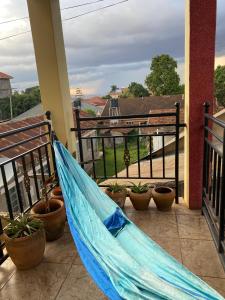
[218,128,225,252]
[75,108,84,169]
[45,111,57,176]
[175,102,180,204]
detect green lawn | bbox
[94,136,149,178]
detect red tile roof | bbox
[0,72,13,79]
[85,97,107,107]
[0,109,98,160]
[0,116,47,160]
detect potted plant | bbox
[105,182,127,208]
[152,186,175,211]
[129,182,151,210]
[31,179,66,241]
[2,215,45,270]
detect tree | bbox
[145,54,182,96]
[110,85,118,93]
[127,82,149,97]
[215,65,225,107]
[83,108,96,116]
[0,86,41,121]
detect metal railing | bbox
[0,118,56,264]
[71,102,184,203]
[202,103,225,269]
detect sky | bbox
[0,0,225,97]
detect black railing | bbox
[202,103,225,269]
[0,118,56,264]
[71,102,184,203]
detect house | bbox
[0,72,13,99]
[101,95,184,149]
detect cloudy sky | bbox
[0,0,225,96]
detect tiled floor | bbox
[0,198,225,300]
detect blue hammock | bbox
[54,141,224,300]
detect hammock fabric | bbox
[54,141,224,300]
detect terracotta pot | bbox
[4,228,45,270]
[105,189,126,208]
[51,186,64,201]
[129,189,151,210]
[152,186,175,211]
[31,199,66,241]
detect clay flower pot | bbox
[51,186,64,202]
[4,228,45,270]
[152,186,175,211]
[129,189,151,210]
[105,189,127,208]
[31,199,66,241]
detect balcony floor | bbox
[0,198,225,299]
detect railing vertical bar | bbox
[12,161,24,213]
[102,138,106,178]
[0,220,4,259]
[30,152,40,201]
[175,102,180,204]
[90,138,96,179]
[137,136,141,178]
[38,148,45,184]
[209,146,213,201]
[113,137,118,178]
[212,151,217,208]
[215,156,221,216]
[21,156,32,207]
[149,136,153,178]
[218,129,225,252]
[1,166,13,219]
[162,135,165,178]
[202,102,210,207]
[44,145,51,177]
[125,136,129,178]
[75,108,84,169]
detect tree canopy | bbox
[145,54,183,96]
[215,65,225,107]
[127,82,149,97]
[0,86,41,121]
[110,85,118,93]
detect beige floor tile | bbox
[175,202,201,215]
[151,236,182,262]
[201,276,225,298]
[44,233,77,264]
[127,212,179,239]
[0,262,71,300]
[177,215,212,240]
[180,239,225,278]
[0,258,16,290]
[56,265,107,300]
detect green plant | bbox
[130,182,149,194]
[2,215,43,239]
[41,173,59,213]
[107,182,126,193]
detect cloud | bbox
[0,0,224,95]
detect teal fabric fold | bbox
[54,141,224,300]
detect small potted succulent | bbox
[2,215,45,270]
[129,182,151,210]
[152,186,175,211]
[105,182,127,208]
[48,173,64,201]
[31,178,66,241]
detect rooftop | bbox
[0,72,13,80]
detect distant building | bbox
[0,72,13,99]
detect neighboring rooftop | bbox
[84,97,107,107]
[102,95,184,117]
[0,72,13,80]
